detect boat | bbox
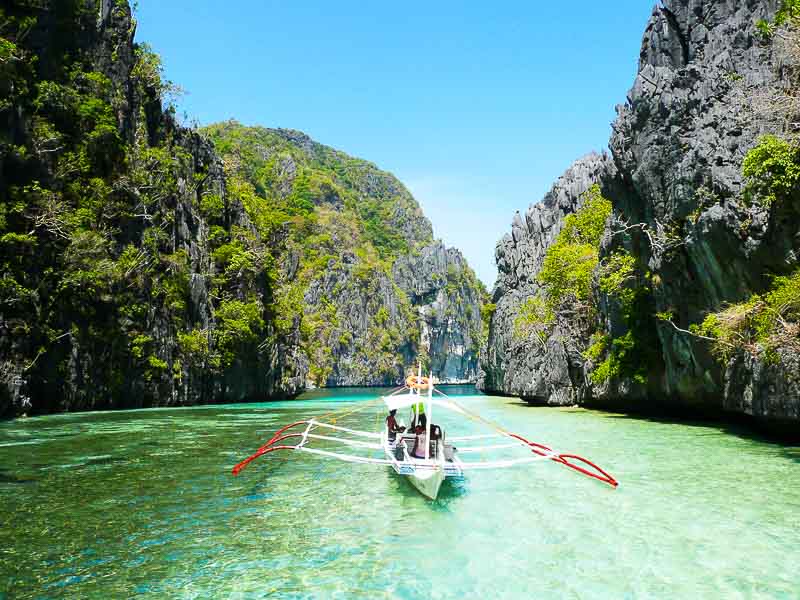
[231,368,618,500]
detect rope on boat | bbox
[436,390,618,488]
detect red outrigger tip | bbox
[508,433,618,487]
[232,420,309,476]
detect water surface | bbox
[1,387,798,598]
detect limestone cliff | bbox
[393,242,483,383]
[0,0,484,417]
[0,0,308,415]
[481,0,800,427]
[203,124,484,387]
[479,153,619,403]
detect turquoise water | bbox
[1,387,799,599]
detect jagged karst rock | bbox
[0,1,482,416]
[204,124,484,388]
[724,348,800,421]
[479,153,617,403]
[393,242,483,383]
[0,2,309,414]
[481,0,800,428]
[609,0,799,420]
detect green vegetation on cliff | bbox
[513,186,609,346]
[514,185,610,340]
[687,134,800,364]
[201,122,438,386]
[203,122,432,259]
[742,135,800,207]
[0,1,295,413]
[0,0,490,413]
[692,270,800,363]
[538,185,611,310]
[511,184,654,385]
[590,247,658,386]
[514,296,553,343]
[757,0,800,36]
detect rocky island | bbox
[480,0,800,433]
[0,0,485,416]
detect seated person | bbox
[411,423,428,459]
[386,409,405,441]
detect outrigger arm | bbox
[231,388,619,489]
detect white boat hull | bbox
[407,465,445,500]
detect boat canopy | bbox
[382,393,466,415]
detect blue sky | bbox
[135,1,655,287]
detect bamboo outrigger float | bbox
[231,367,618,500]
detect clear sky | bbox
[134,1,655,288]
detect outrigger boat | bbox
[232,368,618,500]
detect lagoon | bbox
[1,387,798,598]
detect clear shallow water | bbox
[1,387,799,599]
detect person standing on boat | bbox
[386,409,405,442]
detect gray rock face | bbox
[609,0,799,420]
[393,242,482,383]
[482,0,800,426]
[303,260,413,386]
[302,240,482,387]
[724,348,800,421]
[479,153,617,403]
[611,0,782,224]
